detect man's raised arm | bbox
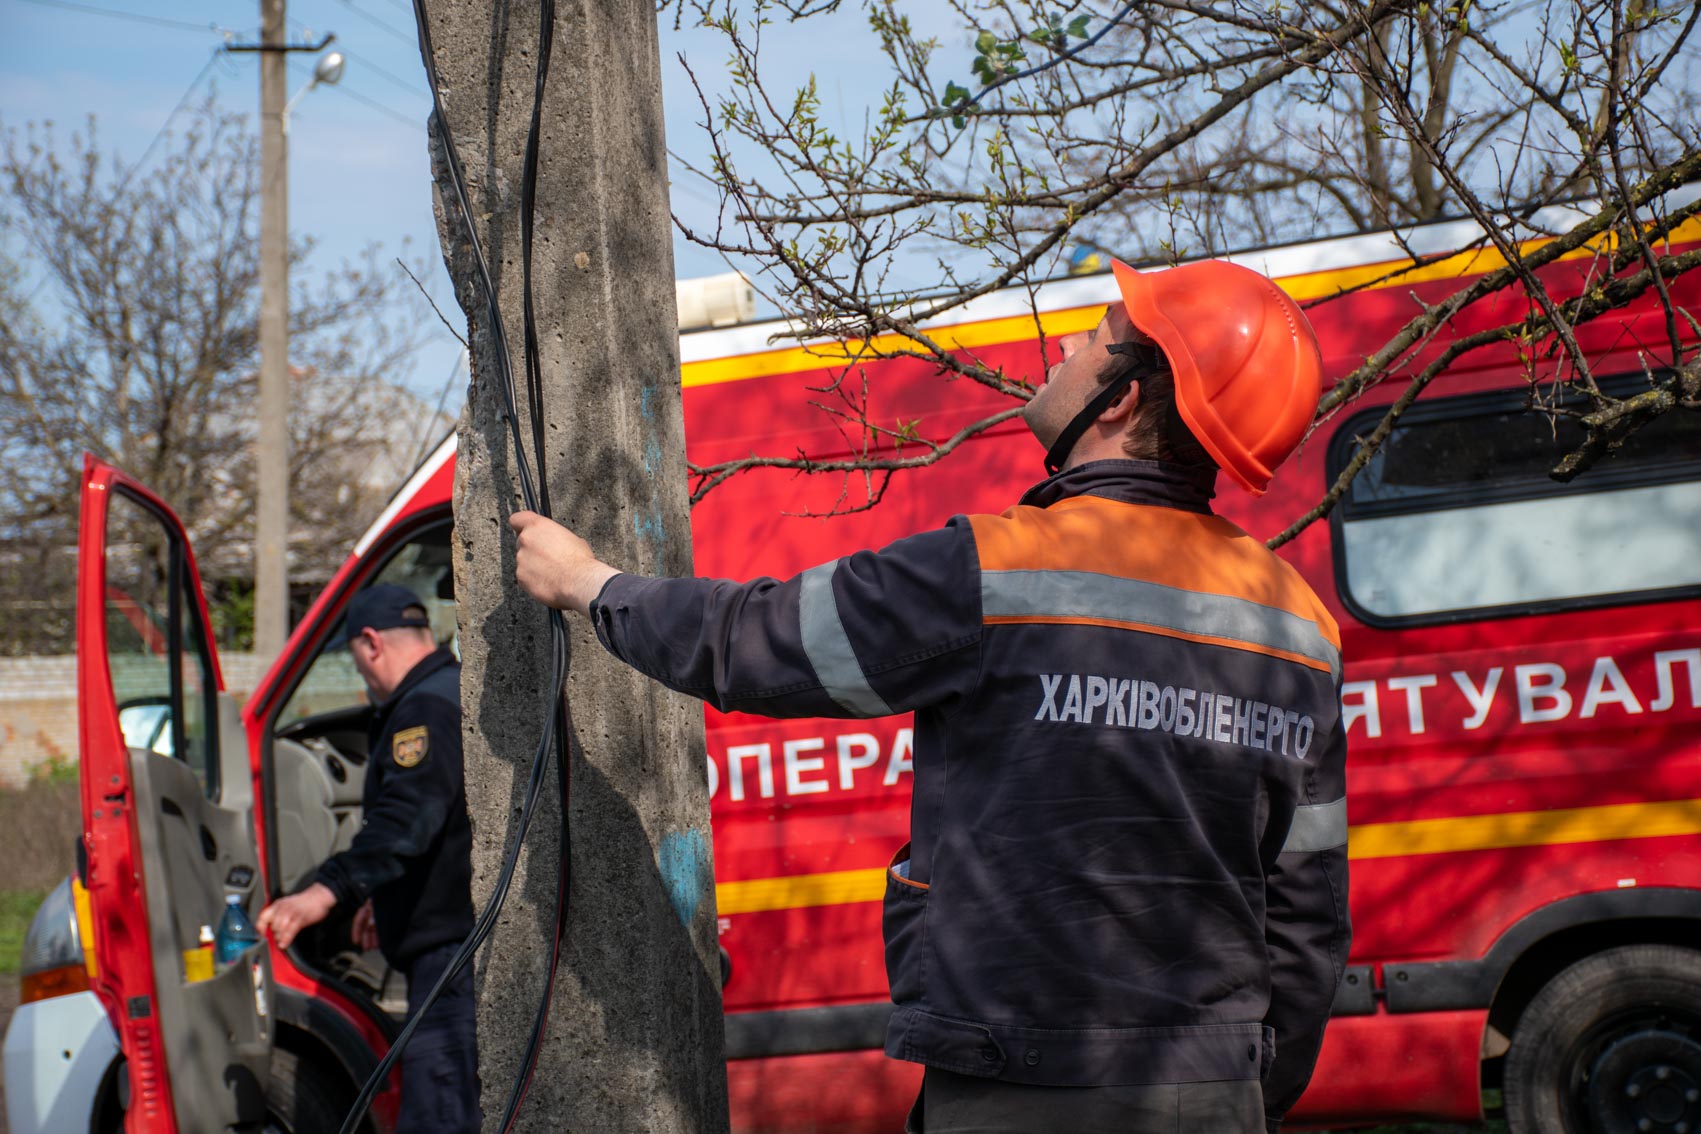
[509,510,983,719]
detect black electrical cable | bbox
[335,2,570,1132]
[519,0,557,522]
[498,0,573,1128]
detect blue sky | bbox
[0,0,970,408]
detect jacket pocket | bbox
[883,842,928,1005]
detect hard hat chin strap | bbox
[1042,343,1164,475]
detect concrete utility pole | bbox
[424,3,728,1131]
[254,0,290,661]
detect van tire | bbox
[265,1046,351,1134]
[1504,944,1701,1134]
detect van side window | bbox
[1330,378,1701,624]
[275,519,456,730]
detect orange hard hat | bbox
[1110,258,1323,494]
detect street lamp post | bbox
[250,0,340,661]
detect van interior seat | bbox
[272,737,341,893]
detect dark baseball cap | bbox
[333,583,431,646]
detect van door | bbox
[76,455,272,1133]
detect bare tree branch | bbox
[0,101,443,652]
[663,0,1699,525]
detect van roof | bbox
[356,182,1701,556]
[680,184,1701,364]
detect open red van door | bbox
[76,455,273,1132]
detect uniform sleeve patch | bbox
[392,725,429,768]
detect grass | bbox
[0,888,49,976]
[0,778,78,980]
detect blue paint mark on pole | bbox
[657,828,712,928]
[633,510,666,543]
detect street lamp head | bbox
[314,52,346,87]
[284,50,347,129]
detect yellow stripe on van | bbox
[678,215,1701,391]
[716,867,887,915]
[1347,797,1701,861]
[714,797,1701,915]
[680,308,1103,389]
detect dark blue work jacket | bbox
[314,648,475,969]
[591,461,1350,1128]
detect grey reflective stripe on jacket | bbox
[1283,798,1349,854]
[981,569,1342,679]
[799,563,894,716]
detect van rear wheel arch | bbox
[1385,891,1701,1021]
[1486,914,1701,1047]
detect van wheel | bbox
[265,1046,352,1134]
[1505,944,1701,1134]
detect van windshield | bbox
[275,520,457,732]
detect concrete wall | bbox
[0,653,272,788]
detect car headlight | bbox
[19,877,89,1004]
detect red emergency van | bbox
[9,193,1701,1134]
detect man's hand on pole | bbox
[510,511,622,616]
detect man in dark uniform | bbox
[258,583,480,1134]
[507,259,1349,1132]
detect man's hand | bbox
[256,882,339,951]
[510,511,621,616]
[351,899,379,952]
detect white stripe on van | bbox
[353,432,457,557]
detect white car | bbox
[4,878,123,1133]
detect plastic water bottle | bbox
[215,894,262,967]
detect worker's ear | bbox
[1096,379,1141,426]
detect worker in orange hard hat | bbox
[1026,258,1324,491]
[509,258,1348,1133]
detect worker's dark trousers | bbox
[904,1066,1265,1133]
[396,942,483,1134]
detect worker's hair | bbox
[1116,363,1216,468]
